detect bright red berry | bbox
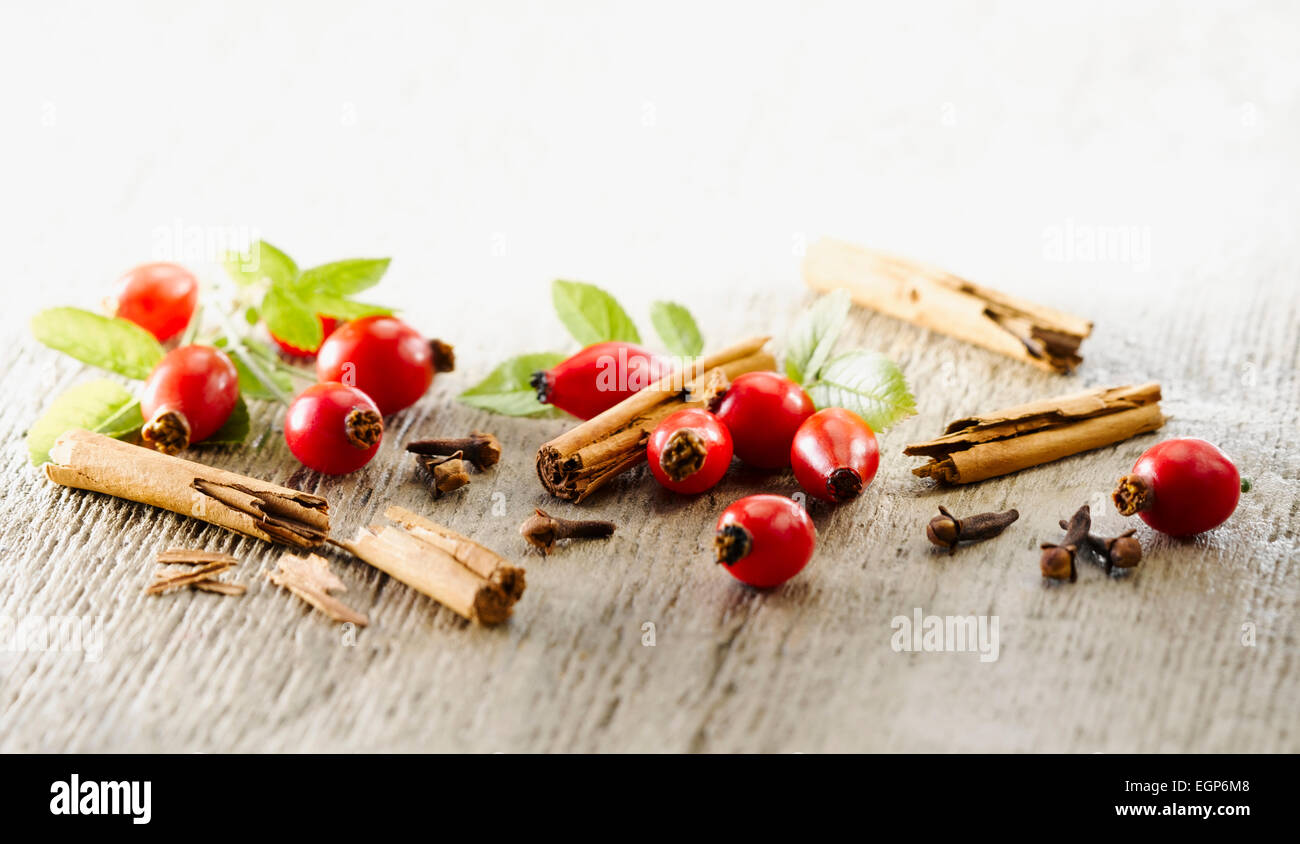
[316,316,454,416]
[714,371,815,469]
[284,382,383,474]
[790,408,880,502]
[272,315,340,358]
[1113,438,1241,536]
[714,495,816,588]
[647,408,733,494]
[531,341,670,420]
[140,345,240,454]
[110,262,199,342]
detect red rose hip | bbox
[714,372,815,469]
[790,408,880,502]
[316,316,454,416]
[110,262,199,342]
[531,341,670,420]
[284,382,383,474]
[714,494,816,588]
[140,344,240,454]
[647,408,733,494]
[1112,438,1241,536]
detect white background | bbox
[1,0,1296,349]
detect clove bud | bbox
[407,431,501,470]
[519,509,615,556]
[1040,505,1090,582]
[416,451,470,498]
[1073,524,1142,573]
[926,505,1019,554]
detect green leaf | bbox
[458,353,566,417]
[305,293,393,321]
[200,397,250,446]
[232,350,293,401]
[784,289,851,385]
[552,280,640,346]
[261,286,322,351]
[31,307,165,380]
[805,350,917,432]
[223,240,298,288]
[650,301,703,357]
[27,380,141,465]
[297,258,391,296]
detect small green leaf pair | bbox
[782,289,916,432]
[459,280,704,417]
[223,240,393,352]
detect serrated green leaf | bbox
[261,286,322,351]
[199,396,250,445]
[31,307,165,380]
[805,350,916,432]
[458,353,566,417]
[297,258,391,296]
[27,380,141,465]
[305,293,393,321]
[784,289,851,385]
[650,301,703,357]
[223,240,298,287]
[552,280,640,346]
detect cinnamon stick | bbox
[904,383,1165,483]
[803,238,1093,373]
[384,505,526,602]
[45,429,329,547]
[536,337,774,501]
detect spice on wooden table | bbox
[384,505,525,601]
[45,429,330,547]
[1040,505,1091,582]
[904,383,1165,484]
[406,432,502,470]
[267,553,368,626]
[803,237,1093,373]
[147,548,245,596]
[519,509,615,555]
[415,451,471,498]
[925,506,1019,554]
[536,336,774,502]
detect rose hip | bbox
[714,372,815,469]
[284,382,383,474]
[531,341,670,420]
[714,494,816,588]
[316,316,453,416]
[110,262,199,342]
[140,345,240,454]
[1112,438,1241,536]
[790,408,880,502]
[647,408,733,494]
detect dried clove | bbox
[416,451,471,498]
[926,506,1019,554]
[407,431,502,470]
[1040,504,1091,582]
[1071,522,1142,574]
[519,508,615,555]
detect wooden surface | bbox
[1,2,1297,752]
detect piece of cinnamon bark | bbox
[803,238,1093,373]
[536,336,775,502]
[45,429,328,547]
[267,553,368,626]
[904,383,1164,483]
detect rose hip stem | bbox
[406,432,502,470]
[519,509,615,555]
[926,506,1019,554]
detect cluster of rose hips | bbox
[112,262,445,475]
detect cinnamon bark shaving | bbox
[267,553,369,626]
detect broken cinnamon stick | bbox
[904,383,1165,484]
[268,553,368,626]
[44,429,329,547]
[536,336,774,502]
[803,238,1093,373]
[146,559,234,595]
[384,505,526,602]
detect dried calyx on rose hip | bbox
[647,408,733,495]
[530,341,670,420]
[714,371,815,469]
[140,345,240,454]
[714,494,816,588]
[316,316,454,416]
[790,407,879,502]
[109,262,199,343]
[1112,438,1241,536]
[284,382,383,475]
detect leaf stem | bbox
[211,305,292,408]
